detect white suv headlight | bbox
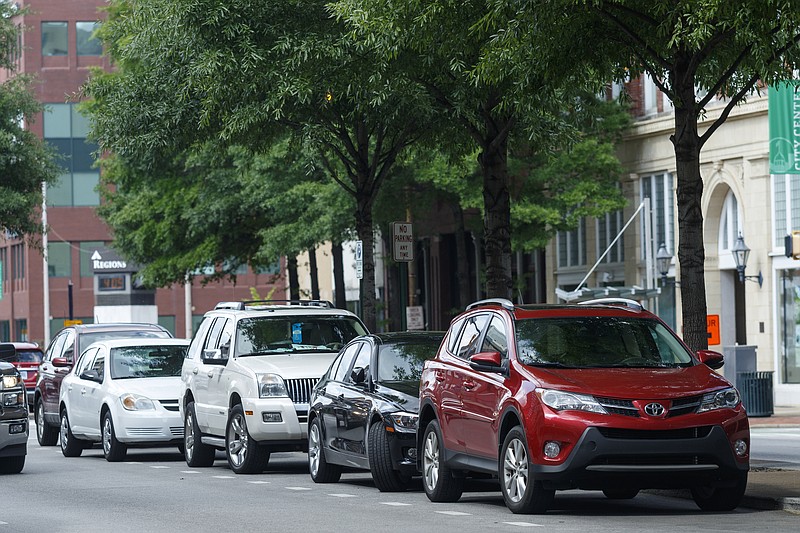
[257,374,288,398]
[120,393,156,411]
[697,387,740,413]
[537,388,608,414]
[388,412,418,433]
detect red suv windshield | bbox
[515,316,694,368]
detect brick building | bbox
[0,1,284,345]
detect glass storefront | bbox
[780,269,800,383]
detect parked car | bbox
[418,298,750,514]
[307,331,445,491]
[1,344,28,474]
[35,323,173,447]
[58,338,190,461]
[180,300,368,474]
[0,341,42,409]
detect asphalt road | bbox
[750,428,800,468]
[2,430,799,533]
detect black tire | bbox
[602,488,640,500]
[35,398,58,446]
[500,426,554,514]
[225,404,270,474]
[59,409,83,458]
[691,471,748,511]
[0,456,25,474]
[421,420,463,502]
[308,417,342,483]
[184,401,215,467]
[369,422,410,492]
[102,412,127,462]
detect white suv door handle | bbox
[192,368,198,375]
[207,371,214,378]
[80,388,87,396]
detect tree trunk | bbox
[479,117,512,299]
[355,190,377,331]
[331,241,347,309]
[672,60,708,352]
[308,246,320,300]
[452,202,470,310]
[287,256,300,301]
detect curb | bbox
[740,494,800,513]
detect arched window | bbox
[719,190,742,255]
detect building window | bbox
[557,219,586,268]
[79,241,105,277]
[719,190,742,254]
[48,242,72,278]
[158,315,176,336]
[598,208,624,264]
[643,73,659,116]
[14,319,28,342]
[774,174,800,249]
[42,22,68,56]
[76,22,102,56]
[640,173,675,258]
[0,320,9,342]
[12,244,24,280]
[44,104,100,207]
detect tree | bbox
[332,0,606,300]
[83,0,435,330]
[480,0,800,351]
[0,4,59,237]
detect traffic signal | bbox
[786,231,800,259]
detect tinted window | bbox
[92,352,105,379]
[333,343,362,382]
[446,317,466,354]
[204,318,227,351]
[79,329,170,353]
[348,343,371,383]
[515,317,693,368]
[236,316,367,356]
[62,331,76,362]
[45,333,67,362]
[0,349,43,363]
[481,315,508,361]
[187,317,214,360]
[75,347,98,376]
[378,340,440,383]
[110,344,187,379]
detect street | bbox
[1,427,798,533]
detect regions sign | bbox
[91,248,136,273]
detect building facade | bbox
[0,1,284,346]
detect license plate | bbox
[19,370,27,379]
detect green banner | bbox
[769,81,800,174]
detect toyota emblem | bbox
[644,402,665,417]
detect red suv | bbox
[418,298,749,514]
[0,342,43,410]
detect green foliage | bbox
[0,4,60,238]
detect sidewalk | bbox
[743,405,800,513]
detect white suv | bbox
[180,300,368,473]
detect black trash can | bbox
[736,371,774,417]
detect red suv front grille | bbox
[595,395,704,418]
[596,426,713,440]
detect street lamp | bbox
[731,233,763,288]
[656,243,673,285]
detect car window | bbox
[91,351,106,380]
[79,330,171,351]
[481,315,508,363]
[515,317,693,368]
[235,316,367,356]
[62,331,76,362]
[187,317,214,360]
[446,317,466,354]
[110,344,187,379]
[0,348,43,363]
[45,332,68,362]
[453,314,490,360]
[333,342,362,382]
[377,340,440,383]
[348,342,371,384]
[75,347,99,376]
[204,318,226,351]
[219,319,235,355]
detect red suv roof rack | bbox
[578,298,643,311]
[466,298,515,311]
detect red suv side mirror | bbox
[696,349,724,370]
[469,351,504,373]
[52,357,72,368]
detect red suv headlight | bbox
[697,387,740,413]
[537,388,608,414]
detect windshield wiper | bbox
[527,361,578,368]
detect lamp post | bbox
[731,233,763,288]
[656,243,672,285]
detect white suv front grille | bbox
[284,378,317,404]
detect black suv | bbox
[1,344,28,474]
[34,323,172,446]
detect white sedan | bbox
[59,338,189,462]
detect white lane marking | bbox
[180,470,201,474]
[0,521,8,525]
[149,465,170,469]
[248,481,271,484]
[380,502,412,506]
[328,493,358,498]
[125,462,143,465]
[503,522,544,528]
[435,511,472,516]
[213,475,235,479]
[285,486,312,491]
